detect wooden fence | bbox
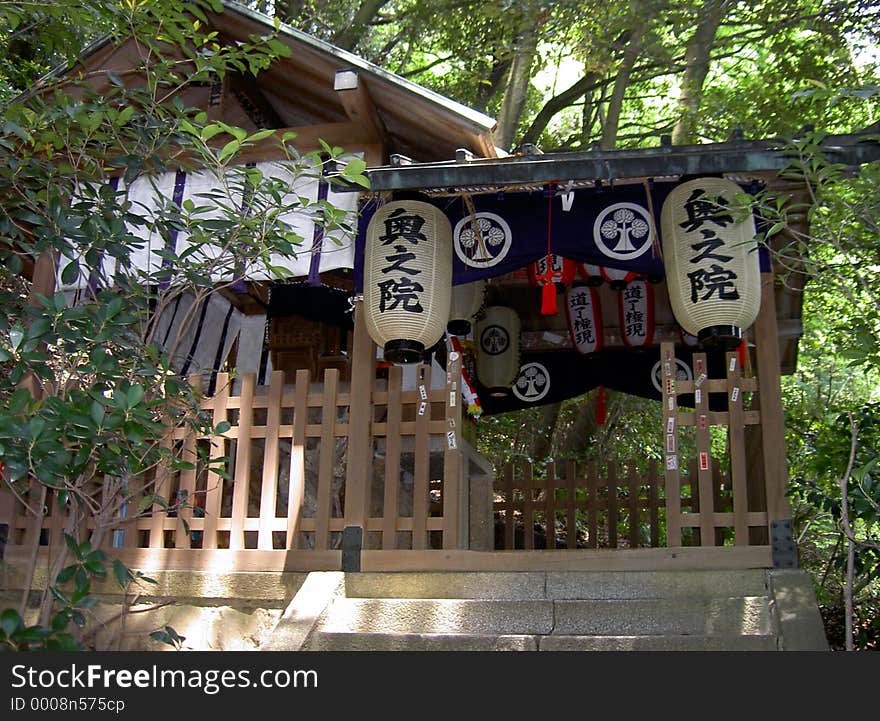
[494,342,770,551]
[660,342,769,547]
[494,460,663,550]
[2,356,467,571]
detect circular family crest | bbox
[651,358,693,393]
[453,212,512,269]
[479,325,510,356]
[512,362,551,403]
[593,202,654,261]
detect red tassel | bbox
[540,281,557,315]
[737,339,747,369]
[596,387,607,425]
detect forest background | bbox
[1,0,879,649]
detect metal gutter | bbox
[354,136,880,192]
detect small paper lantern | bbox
[476,306,521,396]
[364,198,452,363]
[448,279,485,336]
[662,178,760,349]
[619,278,654,348]
[528,254,576,315]
[600,265,637,291]
[565,284,603,355]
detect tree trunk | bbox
[494,8,546,151]
[474,56,513,114]
[600,25,646,150]
[521,71,603,147]
[670,0,728,145]
[333,0,390,51]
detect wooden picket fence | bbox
[494,460,664,550]
[2,358,467,571]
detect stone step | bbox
[315,595,773,638]
[317,598,555,635]
[539,634,779,651]
[343,570,768,601]
[554,597,774,636]
[308,632,539,651]
[307,631,778,652]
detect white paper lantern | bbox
[661,177,760,349]
[565,284,603,355]
[619,278,654,347]
[476,306,521,396]
[364,199,452,363]
[448,279,485,336]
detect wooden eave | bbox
[209,2,498,162]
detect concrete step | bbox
[343,570,767,601]
[308,632,539,651]
[553,597,774,636]
[316,598,555,635]
[539,634,779,651]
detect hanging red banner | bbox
[565,284,603,355]
[619,278,654,348]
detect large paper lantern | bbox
[619,278,654,347]
[476,306,521,397]
[448,279,485,336]
[565,284,603,355]
[661,177,760,349]
[364,198,452,363]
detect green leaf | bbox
[218,139,241,162]
[113,559,133,589]
[126,384,145,408]
[9,324,24,350]
[56,565,77,584]
[90,401,105,426]
[246,129,275,143]
[0,608,22,637]
[60,259,81,285]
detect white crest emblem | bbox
[651,358,693,393]
[593,202,653,261]
[512,362,551,403]
[454,212,512,268]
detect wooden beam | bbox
[228,73,286,129]
[754,272,792,522]
[334,70,388,161]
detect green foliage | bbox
[0,0,363,649]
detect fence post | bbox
[443,351,463,549]
[343,301,374,566]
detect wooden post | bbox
[660,342,682,547]
[229,373,255,550]
[257,371,284,550]
[344,300,375,533]
[443,352,463,549]
[203,373,230,549]
[382,366,403,549]
[754,272,792,523]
